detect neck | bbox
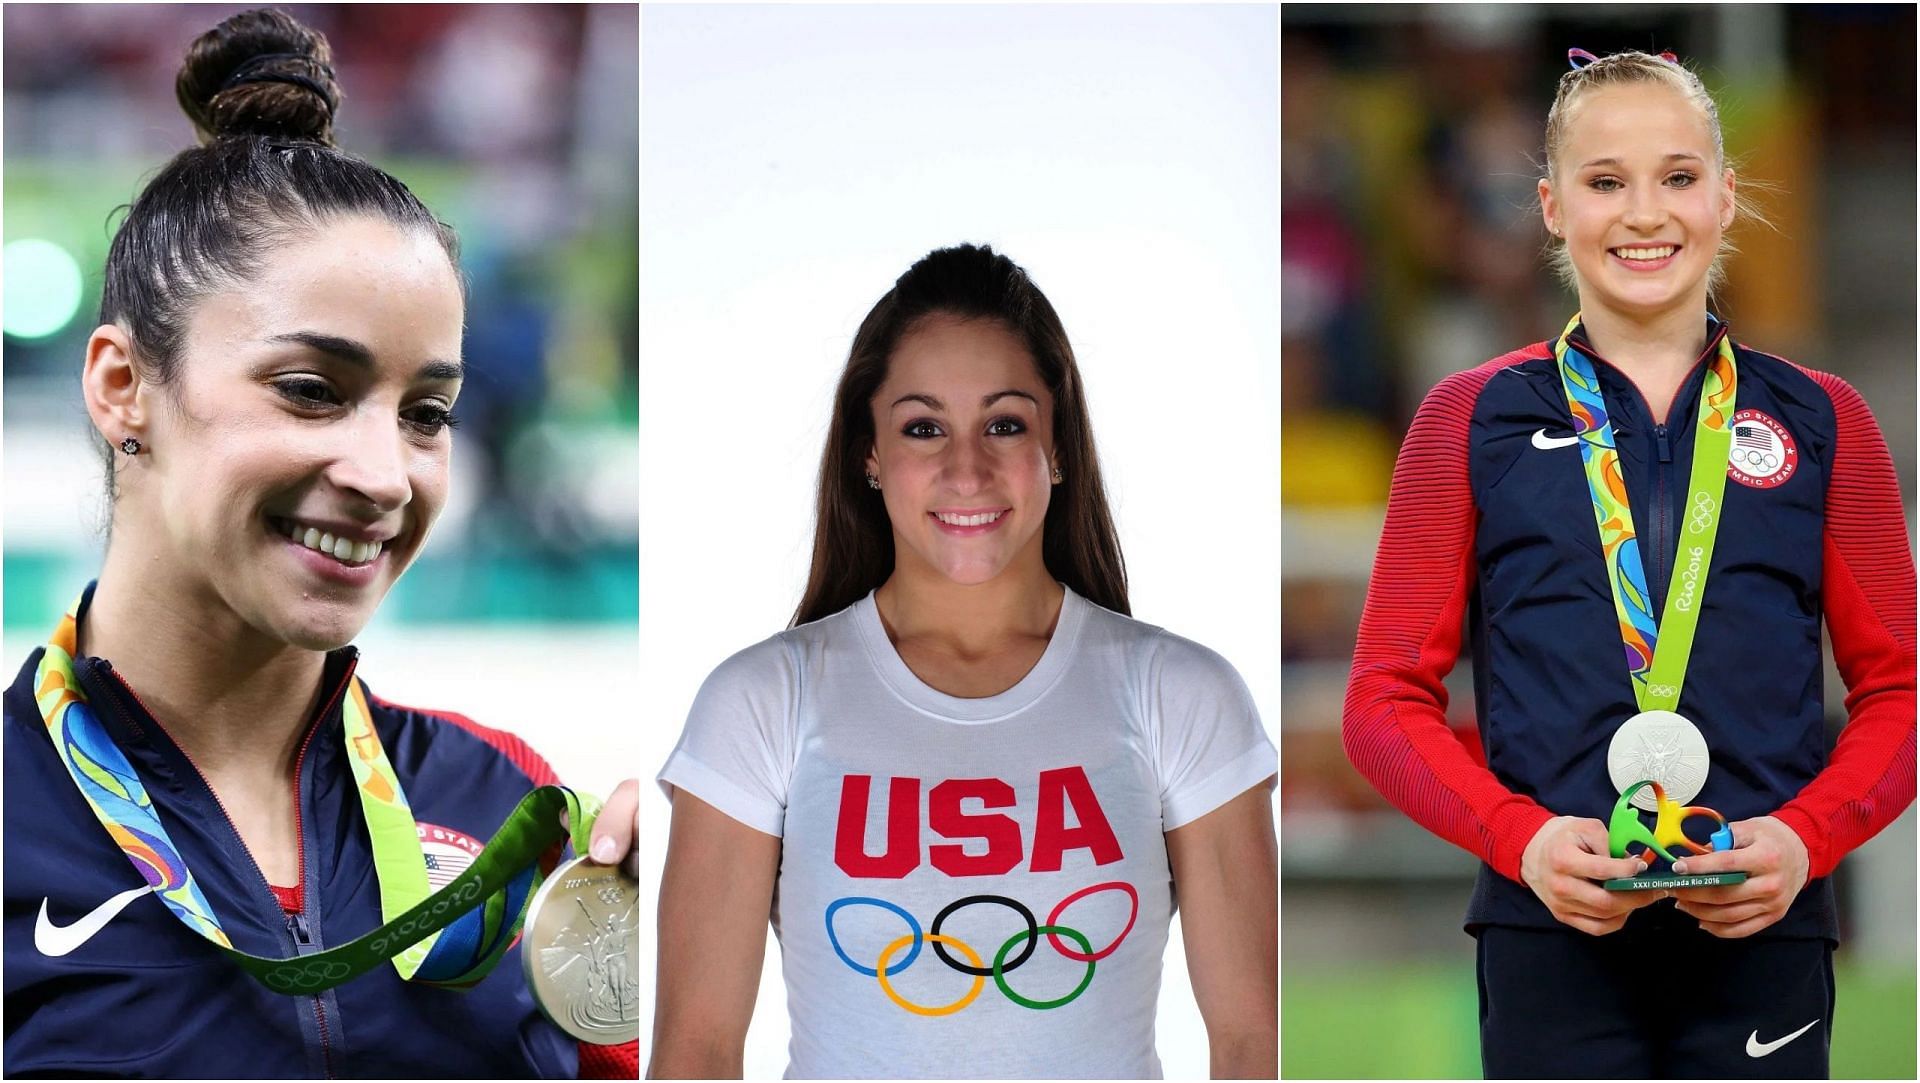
[874,553,1064,655]
[1576,301,1710,374]
[1575,301,1712,423]
[81,551,325,786]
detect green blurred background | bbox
[1282,4,1915,1077]
[3,4,639,799]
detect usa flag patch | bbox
[1726,408,1798,490]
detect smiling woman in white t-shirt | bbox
[650,244,1277,1080]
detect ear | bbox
[81,324,148,450]
[1537,177,1559,238]
[1720,167,1737,230]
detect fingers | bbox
[1549,822,1646,882]
[1694,911,1783,938]
[1669,849,1748,876]
[589,778,640,874]
[1674,896,1775,924]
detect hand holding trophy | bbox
[1601,780,1745,891]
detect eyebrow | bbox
[889,389,1041,411]
[268,331,464,382]
[1578,153,1707,170]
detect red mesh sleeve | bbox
[1342,347,1557,882]
[579,1039,639,1079]
[1774,368,1918,878]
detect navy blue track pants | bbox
[1476,923,1834,1079]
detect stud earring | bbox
[1051,466,1064,484]
[120,437,142,455]
[865,474,881,490]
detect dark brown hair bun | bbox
[175,8,341,146]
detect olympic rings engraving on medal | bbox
[1045,881,1138,962]
[825,883,1137,1012]
[993,924,1096,1010]
[1687,494,1716,534]
[931,895,1037,976]
[826,897,922,978]
[876,933,985,1017]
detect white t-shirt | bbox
[657,586,1275,1079]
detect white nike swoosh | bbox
[1746,1019,1819,1058]
[35,886,153,957]
[1532,428,1582,450]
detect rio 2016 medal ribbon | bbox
[35,592,602,995]
[521,855,639,1044]
[1554,314,1736,811]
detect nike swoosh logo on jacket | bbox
[34,886,152,957]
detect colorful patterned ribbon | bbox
[1552,314,1736,713]
[35,591,601,993]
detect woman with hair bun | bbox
[3,10,636,1077]
[1344,47,1914,1077]
[651,244,1278,1079]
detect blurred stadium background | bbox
[1282,5,1914,1078]
[2,4,638,802]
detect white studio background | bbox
[638,4,1278,1078]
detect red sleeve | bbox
[1342,348,1557,883]
[1773,368,1917,878]
[578,1040,639,1079]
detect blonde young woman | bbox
[1344,49,1914,1078]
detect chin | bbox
[267,600,379,652]
[927,552,1017,587]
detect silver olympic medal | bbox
[522,855,639,1045]
[1607,709,1710,811]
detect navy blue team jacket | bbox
[1346,317,1917,942]
[5,599,579,1077]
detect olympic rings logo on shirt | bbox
[1687,493,1717,535]
[824,881,1139,1015]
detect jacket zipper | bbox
[1651,423,1674,609]
[93,658,352,1079]
[286,658,354,1080]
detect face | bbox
[866,314,1057,588]
[129,214,464,651]
[1539,81,1736,323]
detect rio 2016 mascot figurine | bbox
[1603,780,1748,890]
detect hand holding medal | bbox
[38,592,639,1044]
[525,779,639,1044]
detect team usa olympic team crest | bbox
[1726,409,1798,489]
[825,767,1136,1016]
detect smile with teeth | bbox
[1613,244,1677,261]
[933,510,1007,527]
[273,517,385,566]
